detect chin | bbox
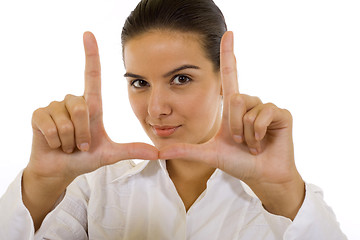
[151,138,183,150]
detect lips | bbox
[151,125,181,137]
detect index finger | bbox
[220,31,239,119]
[83,31,102,103]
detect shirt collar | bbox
[158,159,169,176]
[111,159,256,199]
[111,160,151,183]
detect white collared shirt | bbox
[0,160,347,239]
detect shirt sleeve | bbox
[0,170,35,239]
[262,182,347,240]
[0,170,90,240]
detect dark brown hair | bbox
[121,0,227,71]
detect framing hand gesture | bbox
[27,32,158,184]
[160,32,305,219]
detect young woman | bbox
[0,0,346,239]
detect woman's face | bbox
[124,30,222,149]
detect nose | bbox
[147,85,172,118]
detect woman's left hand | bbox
[160,31,305,220]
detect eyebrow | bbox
[124,64,200,79]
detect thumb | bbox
[159,143,215,166]
[103,142,159,166]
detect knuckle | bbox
[47,101,65,114]
[70,104,88,118]
[48,100,61,108]
[44,127,58,139]
[244,136,257,147]
[231,94,244,106]
[243,113,256,124]
[32,108,44,119]
[221,65,236,75]
[65,94,75,101]
[243,94,262,104]
[283,108,293,121]
[76,136,90,146]
[86,70,101,78]
[231,126,243,135]
[254,96,262,104]
[76,129,91,140]
[254,121,265,132]
[253,117,262,127]
[263,103,278,114]
[265,102,277,109]
[49,140,61,149]
[58,122,74,135]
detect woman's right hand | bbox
[23,32,158,215]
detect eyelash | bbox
[130,74,192,89]
[130,79,149,88]
[171,74,192,85]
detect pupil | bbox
[179,76,186,83]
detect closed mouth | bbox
[151,125,181,137]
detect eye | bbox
[131,79,149,88]
[171,75,192,85]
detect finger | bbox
[47,101,76,153]
[254,104,293,139]
[253,103,278,141]
[230,94,261,143]
[64,94,91,151]
[102,142,159,166]
[243,105,262,155]
[32,108,61,149]
[220,31,239,122]
[83,31,102,113]
[159,143,215,167]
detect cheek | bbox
[183,89,221,124]
[128,93,147,122]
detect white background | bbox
[0,0,359,238]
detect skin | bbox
[23,30,305,231]
[124,31,222,150]
[124,31,223,209]
[159,31,305,218]
[125,30,305,215]
[23,32,158,231]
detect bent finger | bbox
[253,103,278,141]
[230,94,262,142]
[65,94,91,151]
[48,102,76,153]
[243,105,262,155]
[32,108,61,149]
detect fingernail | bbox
[65,148,73,154]
[79,143,89,152]
[249,148,258,155]
[233,135,243,143]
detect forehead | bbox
[123,30,212,74]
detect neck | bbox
[166,159,215,211]
[166,159,215,183]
